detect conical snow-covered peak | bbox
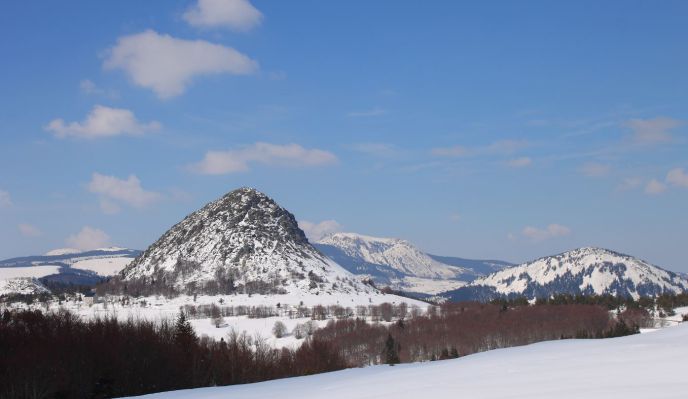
[120,188,375,295]
[470,247,688,299]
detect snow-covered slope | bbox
[314,232,509,294]
[447,247,688,301]
[121,188,376,296]
[122,321,688,399]
[317,233,469,279]
[427,254,512,276]
[0,248,140,294]
[0,278,49,296]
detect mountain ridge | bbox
[314,232,512,295]
[443,246,688,301]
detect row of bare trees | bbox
[313,302,637,366]
[179,302,420,321]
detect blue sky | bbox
[1,1,687,271]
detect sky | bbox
[1,1,687,271]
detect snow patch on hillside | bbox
[45,248,82,256]
[0,265,61,279]
[71,257,133,277]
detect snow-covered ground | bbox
[399,276,467,294]
[190,316,330,349]
[124,321,688,399]
[71,257,132,276]
[0,265,61,279]
[7,292,426,343]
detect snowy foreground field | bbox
[125,323,688,399]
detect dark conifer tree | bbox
[383,334,400,365]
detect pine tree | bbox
[174,311,197,347]
[383,334,400,365]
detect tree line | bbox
[0,309,345,399]
[312,302,640,366]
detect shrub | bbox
[272,321,287,338]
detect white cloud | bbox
[644,179,667,195]
[183,0,263,31]
[666,168,688,188]
[521,224,571,242]
[580,162,611,177]
[298,220,342,242]
[66,226,111,251]
[0,190,11,208]
[46,105,161,139]
[88,173,161,212]
[449,213,461,223]
[190,142,338,175]
[348,108,386,117]
[104,30,258,98]
[507,157,532,168]
[625,117,682,144]
[18,223,42,237]
[617,177,642,191]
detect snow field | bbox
[124,321,688,399]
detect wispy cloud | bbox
[625,116,682,145]
[66,226,111,250]
[46,105,161,139]
[79,79,118,99]
[644,179,667,195]
[0,190,11,208]
[347,108,386,117]
[88,173,162,213]
[507,157,533,168]
[183,0,263,31]
[351,143,401,158]
[431,140,528,158]
[18,223,42,238]
[579,162,611,177]
[431,145,468,157]
[667,168,688,188]
[190,142,338,175]
[104,30,258,98]
[298,220,342,241]
[617,177,643,191]
[519,224,571,242]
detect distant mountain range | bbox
[445,247,688,301]
[314,233,512,295]
[2,188,686,302]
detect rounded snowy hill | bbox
[447,247,688,300]
[120,188,377,296]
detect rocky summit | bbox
[120,187,375,296]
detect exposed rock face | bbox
[121,188,374,295]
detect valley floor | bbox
[124,322,688,399]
